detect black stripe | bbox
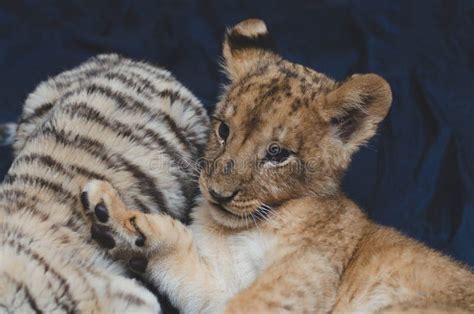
[23,204,51,224]
[14,153,103,182]
[67,80,205,156]
[0,189,39,216]
[131,124,199,216]
[33,126,174,217]
[121,66,172,89]
[135,124,188,169]
[18,102,54,125]
[70,164,107,181]
[3,274,43,314]
[88,79,205,120]
[133,197,152,214]
[59,82,206,157]
[15,152,107,181]
[3,200,83,235]
[12,154,73,179]
[4,174,75,202]
[4,233,78,313]
[105,66,204,120]
[0,187,85,233]
[70,268,101,311]
[59,103,190,189]
[63,84,207,151]
[61,102,178,159]
[2,173,84,227]
[226,29,276,52]
[52,68,105,90]
[128,61,172,82]
[1,199,47,220]
[111,292,147,307]
[2,174,84,232]
[54,68,105,90]
[0,189,29,201]
[53,55,122,88]
[22,281,43,314]
[157,112,198,155]
[103,72,153,100]
[158,88,207,119]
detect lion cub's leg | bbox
[80,180,224,313]
[225,252,339,314]
[379,302,471,314]
[80,180,186,255]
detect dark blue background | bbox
[1,0,473,266]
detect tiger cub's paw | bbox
[80,180,147,254]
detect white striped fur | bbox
[0,54,209,313]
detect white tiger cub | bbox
[0,54,209,313]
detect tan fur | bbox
[82,20,474,313]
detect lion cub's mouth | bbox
[209,201,252,220]
[209,200,276,222]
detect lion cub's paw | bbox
[80,180,147,253]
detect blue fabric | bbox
[0,0,473,266]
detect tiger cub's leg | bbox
[80,180,224,313]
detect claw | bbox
[130,217,147,247]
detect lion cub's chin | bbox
[207,201,256,230]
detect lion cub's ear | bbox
[322,74,392,152]
[223,19,277,81]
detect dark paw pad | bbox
[128,256,148,273]
[94,202,109,223]
[91,224,115,249]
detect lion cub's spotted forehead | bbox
[216,60,337,144]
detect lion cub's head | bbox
[199,19,392,229]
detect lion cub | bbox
[81,19,474,313]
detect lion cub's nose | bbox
[209,189,238,204]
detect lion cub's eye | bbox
[217,121,230,144]
[264,143,294,165]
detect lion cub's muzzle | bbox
[209,188,239,204]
